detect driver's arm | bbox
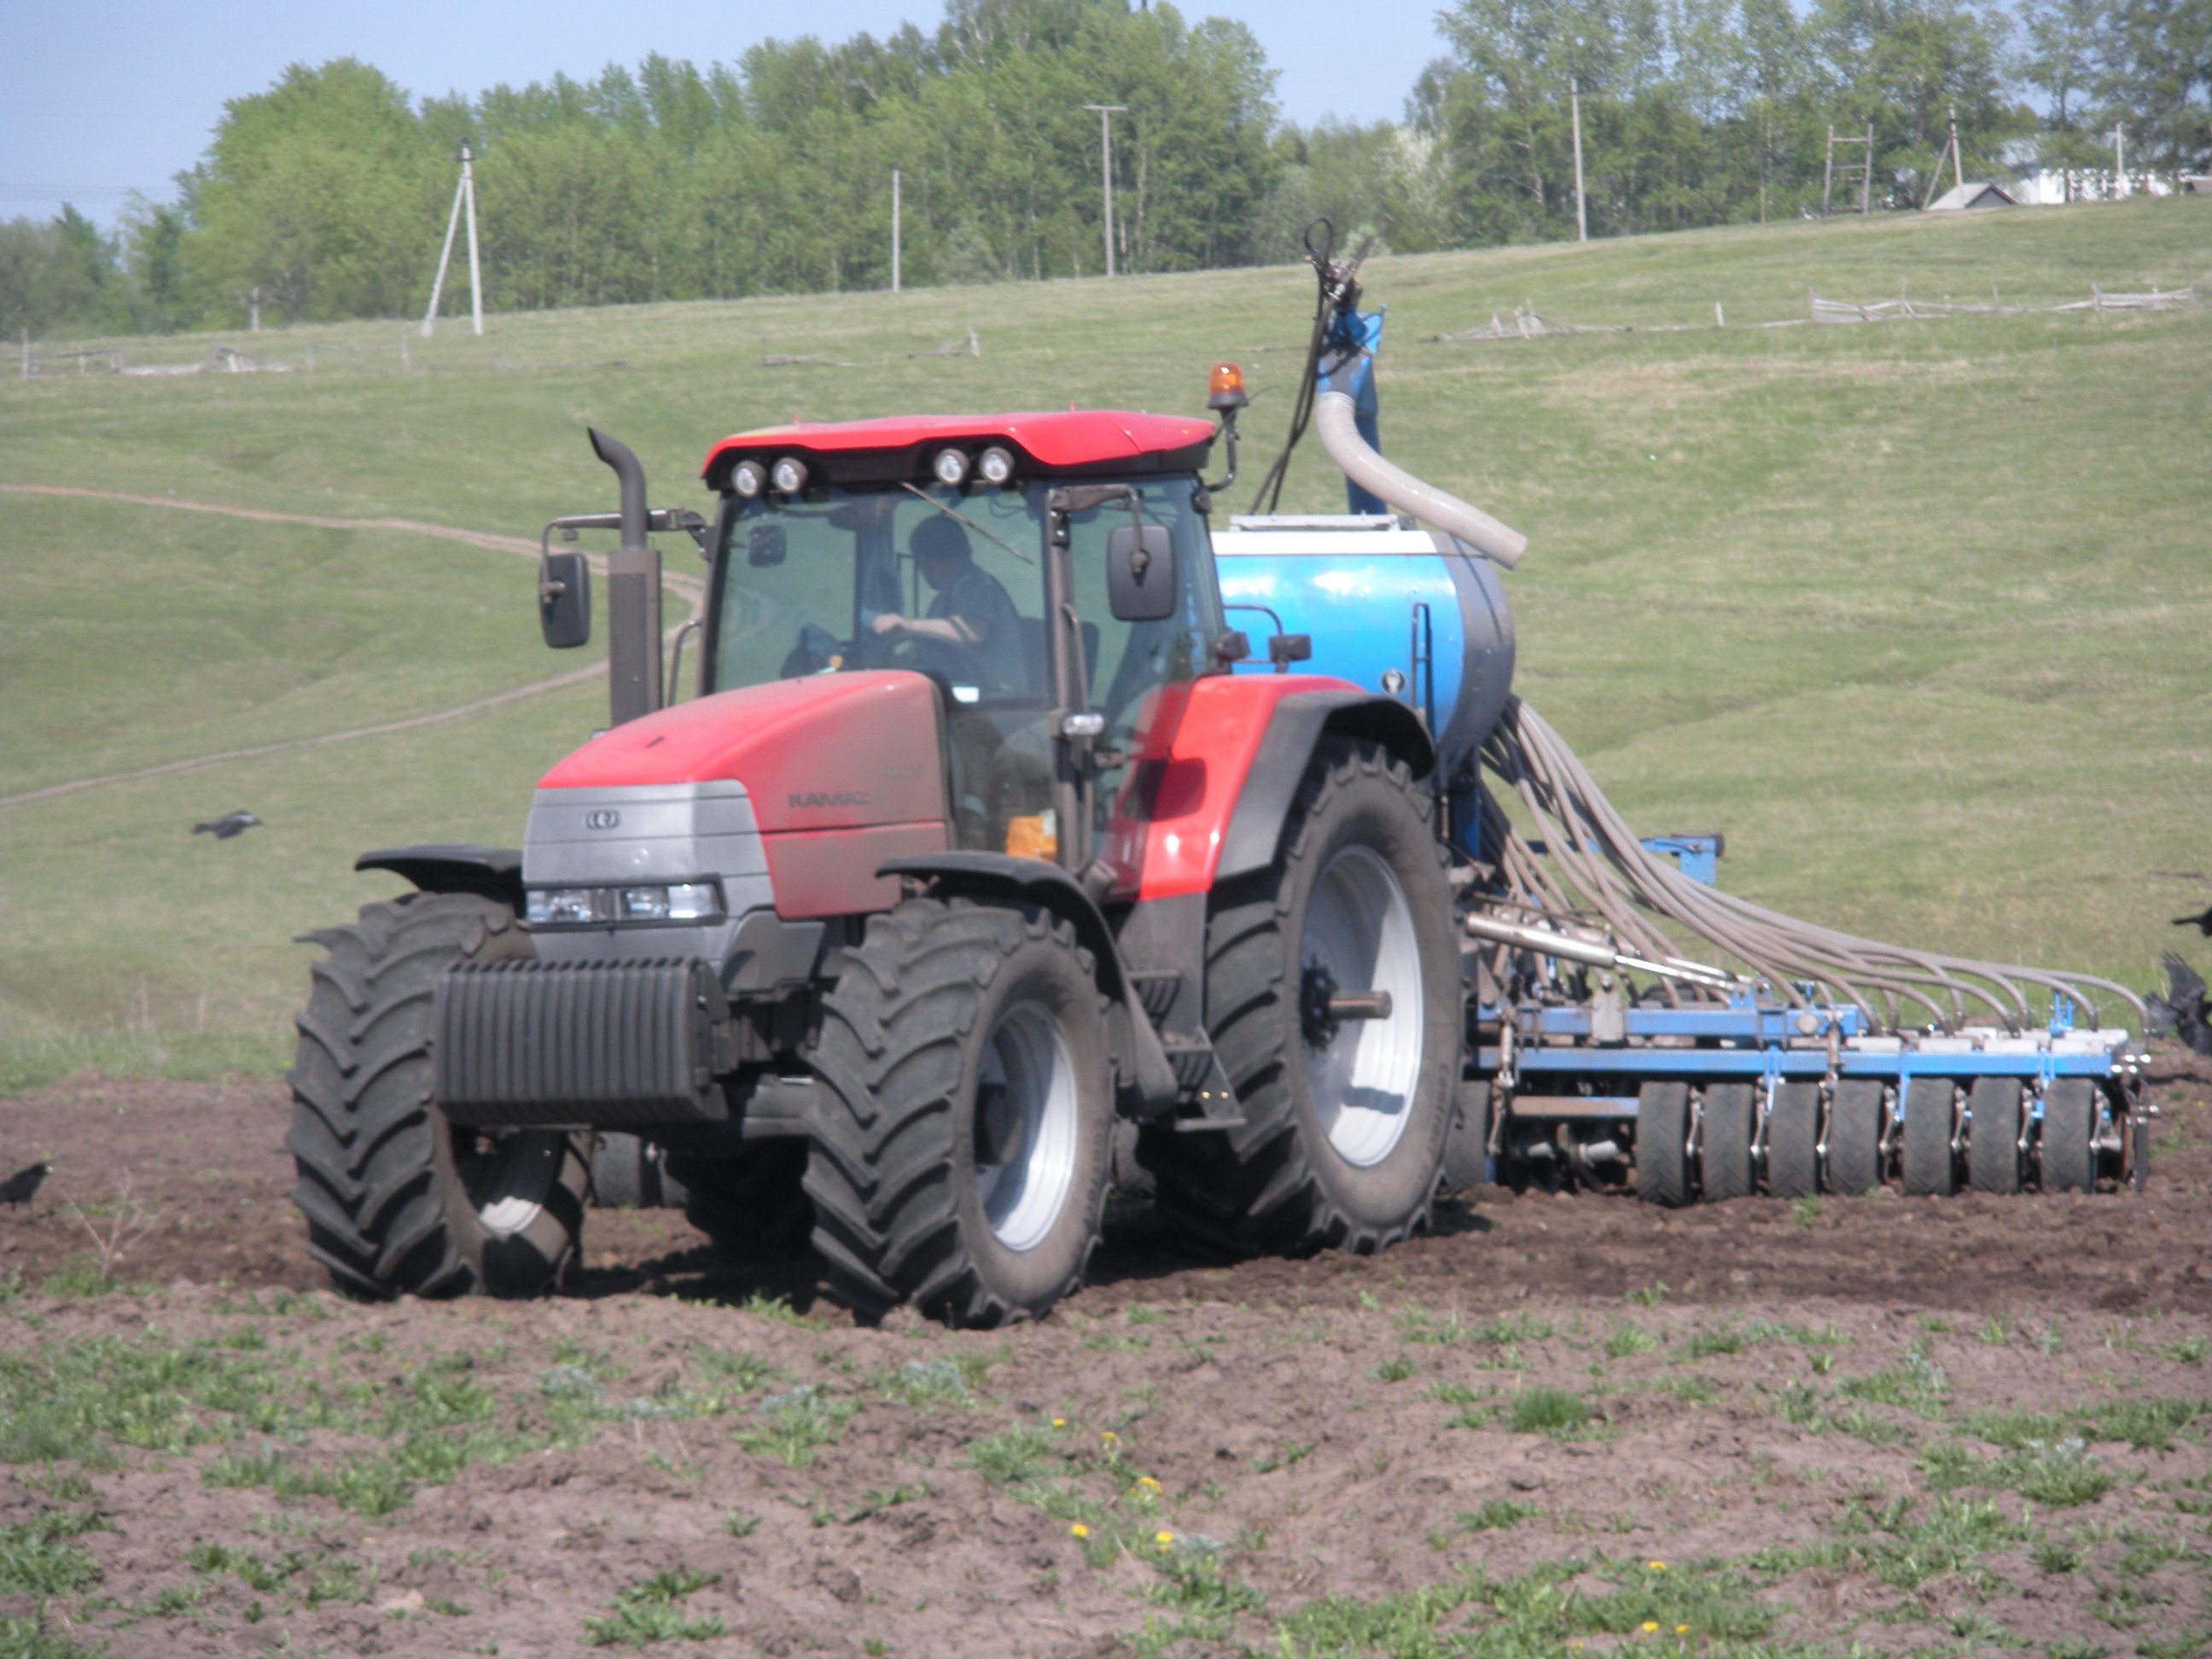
[870,611,983,646]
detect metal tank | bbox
[1213,512,1516,787]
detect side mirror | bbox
[746,522,787,568]
[1214,629,1252,664]
[1106,523,1176,621]
[1269,633,1313,670]
[538,551,591,649]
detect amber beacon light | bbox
[1207,362,1248,412]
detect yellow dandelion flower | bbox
[1641,1621,1660,1634]
[1102,1430,1119,1442]
[1136,1476,1162,1492]
[1648,1560,1667,1571]
[1069,1522,1089,1538]
[1052,1417,1067,1428]
[1155,1530,1175,1547]
[1674,1626,1690,1636]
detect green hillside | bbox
[2,198,2207,1086]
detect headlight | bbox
[770,456,809,495]
[931,447,969,486]
[731,459,766,498]
[976,445,1015,485]
[527,882,725,926]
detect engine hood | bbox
[537,671,948,832]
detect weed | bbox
[1604,1324,1659,1359]
[1960,1409,2071,1450]
[1507,1388,1593,1438]
[735,1386,855,1468]
[1831,1406,1917,1446]
[2046,1640,2106,1659]
[1773,1379,1827,1430]
[723,1511,760,1538]
[1680,1325,1745,1359]
[1452,1499,1540,1537]
[2012,1439,2113,1506]
[1917,1441,1990,1492]
[738,1293,806,1326]
[1657,1374,1718,1405]
[2033,1534,2081,1574]
[1369,1354,1417,1383]
[1254,1441,1316,1475]
[2083,1397,2200,1452]
[1626,1281,1668,1307]
[583,1568,726,1647]
[1790,1194,1820,1229]
[1980,1313,2016,1346]
[884,1359,969,1407]
[841,1483,928,1523]
[966,1427,1052,1486]
[2163,1338,2210,1365]
[0,1511,108,1598]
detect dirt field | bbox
[5,1049,2212,1658]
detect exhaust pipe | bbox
[1313,391,1528,568]
[588,428,662,726]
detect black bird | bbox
[0,1162,49,1209]
[193,811,262,840]
[2145,952,2212,1057]
[2174,905,2212,937]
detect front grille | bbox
[434,958,728,1127]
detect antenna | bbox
[422,145,484,338]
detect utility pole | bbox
[249,287,260,332]
[1080,103,1126,277]
[1569,76,1588,242]
[891,169,901,294]
[1948,106,1964,193]
[463,143,482,336]
[422,143,484,338]
[2111,123,2126,195]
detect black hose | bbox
[1248,219,1338,517]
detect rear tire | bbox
[1966,1078,2023,1195]
[1700,1083,1756,1202]
[1826,1080,1885,1195]
[1140,740,1460,1255]
[2040,1079,2097,1192]
[803,897,1113,1326]
[1636,1081,1692,1208]
[592,1132,690,1209]
[1901,1079,1957,1196]
[1767,1083,1821,1199]
[287,892,591,1299]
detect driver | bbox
[870,514,1027,694]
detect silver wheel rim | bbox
[974,1000,1080,1253]
[1301,844,1423,1167]
[463,1132,562,1239]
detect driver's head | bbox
[911,514,972,591]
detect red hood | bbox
[536,672,947,833]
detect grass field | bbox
[1,196,2207,1077]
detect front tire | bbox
[803,898,1114,1326]
[286,892,591,1299]
[1142,740,1460,1255]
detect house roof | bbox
[1926,182,2017,211]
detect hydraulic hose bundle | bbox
[1474,698,2144,1034]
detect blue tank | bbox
[1212,515,1516,783]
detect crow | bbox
[2174,905,2212,937]
[2146,952,2212,1057]
[193,811,262,840]
[0,1162,48,1209]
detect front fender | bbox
[1215,691,1433,882]
[356,844,524,912]
[875,853,1179,1115]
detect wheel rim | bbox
[457,1130,563,1239]
[974,1000,1080,1253]
[1299,843,1424,1168]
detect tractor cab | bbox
[698,414,1234,877]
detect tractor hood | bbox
[536,671,947,831]
[530,672,950,923]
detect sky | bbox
[2,1,1457,227]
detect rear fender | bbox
[1214,691,1435,882]
[876,852,1179,1115]
[356,844,524,913]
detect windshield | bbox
[707,476,1221,745]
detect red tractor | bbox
[288,368,1502,1325]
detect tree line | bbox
[3,0,2203,339]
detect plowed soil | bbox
[3,1046,2211,1658]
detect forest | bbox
[3,0,2204,337]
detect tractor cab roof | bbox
[701,410,1215,492]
